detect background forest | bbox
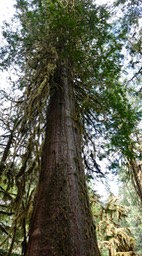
[0,0,142,255]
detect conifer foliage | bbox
[91,195,138,256]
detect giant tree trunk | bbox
[25,62,100,256]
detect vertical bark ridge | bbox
[25,62,100,256]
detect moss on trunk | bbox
[25,62,100,256]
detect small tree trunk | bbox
[25,62,100,256]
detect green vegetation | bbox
[119,180,142,255]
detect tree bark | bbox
[25,62,100,256]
